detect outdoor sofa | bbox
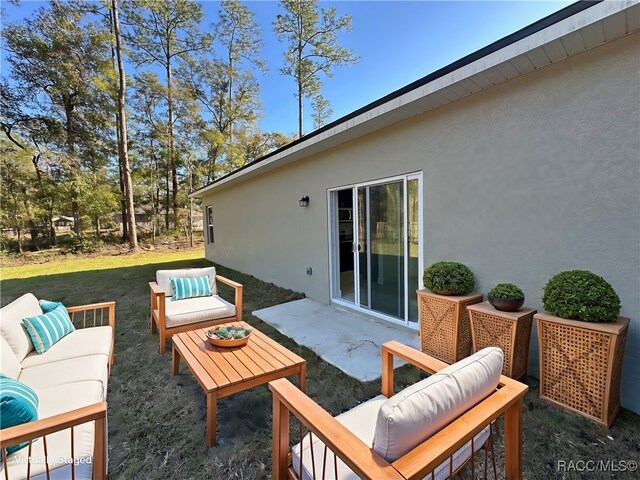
[0,293,114,480]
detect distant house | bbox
[192,2,640,414]
[112,210,203,233]
[52,216,74,232]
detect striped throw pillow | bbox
[0,373,39,454]
[22,304,75,354]
[170,276,213,301]
[39,299,63,313]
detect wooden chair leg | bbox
[504,397,523,479]
[150,316,157,334]
[159,332,166,355]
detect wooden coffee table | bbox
[171,322,306,446]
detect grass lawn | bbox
[1,249,639,479]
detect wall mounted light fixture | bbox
[299,196,310,208]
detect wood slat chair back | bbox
[270,341,528,480]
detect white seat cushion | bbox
[292,395,387,480]
[0,293,41,362]
[19,355,109,396]
[1,382,104,480]
[291,395,490,480]
[164,295,235,328]
[156,267,217,296]
[1,335,21,379]
[373,347,503,462]
[20,327,112,369]
[35,381,105,417]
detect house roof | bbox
[192,0,639,198]
[52,216,74,222]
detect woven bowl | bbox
[206,327,252,347]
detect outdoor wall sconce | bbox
[299,196,310,208]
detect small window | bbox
[206,206,214,244]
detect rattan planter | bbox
[535,312,629,427]
[417,289,482,364]
[468,302,535,381]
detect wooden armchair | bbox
[149,267,243,354]
[270,341,528,480]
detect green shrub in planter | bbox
[542,270,620,322]
[488,283,524,300]
[423,261,475,295]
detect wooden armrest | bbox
[149,281,165,296]
[384,340,448,374]
[0,402,107,448]
[269,379,404,480]
[66,301,115,313]
[381,340,449,397]
[215,275,243,321]
[66,302,116,329]
[215,275,242,289]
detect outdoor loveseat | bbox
[270,341,528,479]
[149,266,243,354]
[0,293,114,480]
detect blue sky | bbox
[2,1,573,137]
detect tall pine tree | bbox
[274,0,358,138]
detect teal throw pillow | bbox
[170,276,213,301]
[39,299,63,313]
[22,304,75,354]
[0,373,39,454]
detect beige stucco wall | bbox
[202,33,640,413]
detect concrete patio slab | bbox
[253,298,420,382]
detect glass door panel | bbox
[330,174,421,327]
[357,187,369,308]
[369,181,404,319]
[407,178,420,324]
[334,189,355,302]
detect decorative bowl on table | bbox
[206,326,252,347]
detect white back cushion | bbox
[373,347,503,462]
[0,335,21,379]
[156,267,217,297]
[0,293,42,362]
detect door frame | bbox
[327,172,423,329]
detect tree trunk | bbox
[112,0,138,251]
[297,80,303,138]
[297,38,304,138]
[187,155,194,248]
[16,227,23,254]
[166,59,178,231]
[109,7,128,244]
[164,172,170,230]
[64,101,81,240]
[48,209,56,245]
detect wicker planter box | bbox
[535,312,630,427]
[417,289,483,364]
[468,302,535,381]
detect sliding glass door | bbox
[330,174,422,327]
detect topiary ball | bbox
[423,261,475,295]
[488,283,524,300]
[542,270,620,322]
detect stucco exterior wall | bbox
[202,33,640,413]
